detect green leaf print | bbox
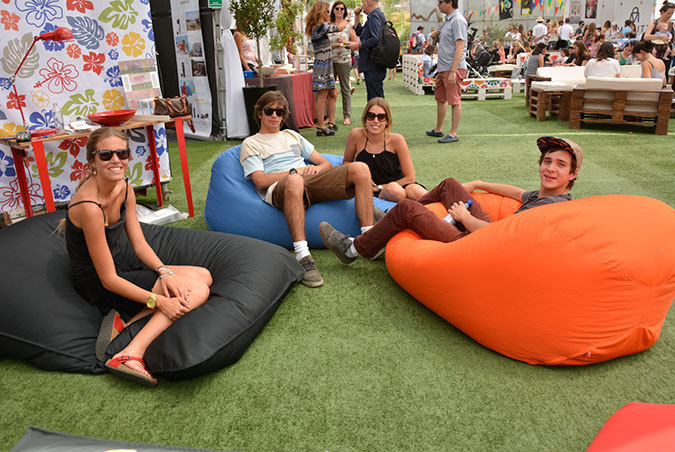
[99,0,138,30]
[62,89,99,116]
[127,161,143,186]
[31,151,67,179]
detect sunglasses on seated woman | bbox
[96,149,130,161]
[365,112,387,121]
[263,107,286,117]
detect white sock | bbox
[361,225,373,234]
[345,239,359,258]
[293,240,310,260]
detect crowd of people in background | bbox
[407,1,675,89]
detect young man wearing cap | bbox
[241,90,378,287]
[320,137,583,263]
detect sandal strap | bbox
[108,355,145,366]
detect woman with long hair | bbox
[63,127,212,386]
[583,22,598,46]
[305,1,346,136]
[329,1,358,125]
[506,39,525,63]
[566,40,590,66]
[343,98,427,202]
[233,24,257,72]
[584,41,620,78]
[632,41,667,87]
[643,1,675,69]
[525,42,547,78]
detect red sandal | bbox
[105,355,157,387]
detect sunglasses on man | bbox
[263,107,287,117]
[97,149,130,161]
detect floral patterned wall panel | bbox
[0,0,169,215]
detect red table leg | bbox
[173,117,194,218]
[31,138,55,212]
[146,124,163,208]
[10,148,33,218]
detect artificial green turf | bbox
[1,79,673,451]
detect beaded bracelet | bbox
[158,270,175,279]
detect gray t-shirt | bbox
[437,9,467,72]
[514,190,572,214]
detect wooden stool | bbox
[529,87,566,121]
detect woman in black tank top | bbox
[343,98,427,202]
[62,127,213,386]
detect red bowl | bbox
[88,109,136,126]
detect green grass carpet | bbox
[1,79,673,451]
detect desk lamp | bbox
[9,27,74,142]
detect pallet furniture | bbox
[568,77,672,135]
[402,54,435,95]
[525,65,643,107]
[488,63,517,78]
[460,78,512,100]
[512,79,526,94]
[528,85,572,121]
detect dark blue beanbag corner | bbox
[204,145,395,248]
[0,211,304,380]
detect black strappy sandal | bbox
[326,122,338,132]
[316,127,335,136]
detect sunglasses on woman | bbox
[366,112,387,122]
[97,149,130,161]
[334,6,345,10]
[263,107,287,117]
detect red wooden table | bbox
[7,116,194,218]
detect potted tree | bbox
[230,0,275,88]
[270,0,305,63]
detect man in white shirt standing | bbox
[557,17,574,49]
[532,17,548,47]
[425,0,468,144]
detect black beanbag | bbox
[0,211,303,380]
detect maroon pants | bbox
[354,178,492,258]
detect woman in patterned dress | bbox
[305,1,346,136]
[329,1,358,125]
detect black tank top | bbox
[354,137,403,186]
[65,181,129,291]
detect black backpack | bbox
[371,20,400,69]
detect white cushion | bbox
[489,64,517,73]
[536,66,586,84]
[585,77,663,90]
[531,81,575,91]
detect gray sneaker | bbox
[438,134,459,143]
[319,221,357,264]
[373,206,386,224]
[298,255,323,287]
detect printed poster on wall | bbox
[0,0,169,215]
[521,0,532,16]
[499,0,513,20]
[170,0,212,138]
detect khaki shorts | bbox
[271,163,354,210]
[435,68,467,106]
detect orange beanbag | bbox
[586,403,675,451]
[385,193,675,365]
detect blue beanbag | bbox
[204,145,395,248]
